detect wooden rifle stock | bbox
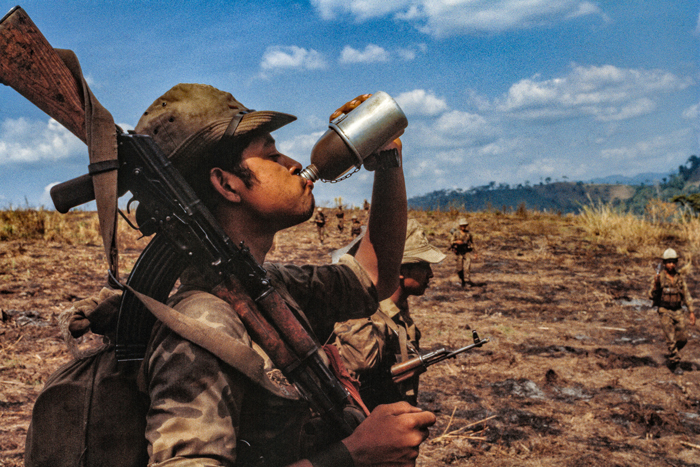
[0,6,96,213]
[0,6,86,142]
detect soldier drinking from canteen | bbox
[134,84,435,467]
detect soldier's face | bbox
[235,133,315,230]
[401,262,433,296]
[664,260,677,273]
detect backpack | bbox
[24,288,149,467]
[24,344,148,467]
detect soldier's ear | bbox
[210,168,242,204]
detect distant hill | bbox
[408,182,636,214]
[586,172,671,185]
[409,157,700,214]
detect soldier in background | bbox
[449,217,476,287]
[648,248,696,374]
[314,207,326,244]
[333,219,446,410]
[336,205,345,233]
[350,214,362,238]
[363,199,370,211]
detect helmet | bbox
[662,248,679,260]
[458,217,468,226]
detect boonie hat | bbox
[402,219,446,264]
[458,217,469,226]
[662,248,679,260]
[134,83,296,173]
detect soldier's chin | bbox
[301,199,316,222]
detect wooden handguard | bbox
[213,278,301,371]
[0,6,86,142]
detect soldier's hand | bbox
[342,401,436,467]
[330,94,371,122]
[690,312,696,327]
[329,94,403,161]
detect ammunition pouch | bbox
[660,287,682,310]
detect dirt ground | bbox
[1,209,699,466]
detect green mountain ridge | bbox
[408,156,700,214]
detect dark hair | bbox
[185,134,258,210]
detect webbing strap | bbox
[124,285,298,399]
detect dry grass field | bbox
[1,204,700,466]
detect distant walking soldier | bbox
[648,248,696,374]
[450,217,476,287]
[350,215,362,238]
[313,207,326,244]
[336,205,345,233]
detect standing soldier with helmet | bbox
[648,248,696,374]
[350,214,362,238]
[314,207,327,244]
[336,205,345,234]
[449,217,476,287]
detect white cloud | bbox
[408,110,499,148]
[40,182,59,208]
[339,44,390,64]
[484,64,693,122]
[260,46,327,72]
[278,130,326,162]
[338,44,424,64]
[311,0,412,21]
[312,0,607,37]
[0,117,84,165]
[396,48,416,61]
[683,101,700,121]
[600,129,692,162]
[395,89,449,116]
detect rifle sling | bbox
[375,310,409,363]
[124,285,296,399]
[55,48,120,281]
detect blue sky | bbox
[1,1,698,209]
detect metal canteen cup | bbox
[300,91,408,182]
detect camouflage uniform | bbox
[449,228,474,286]
[336,209,345,233]
[142,255,378,466]
[648,270,694,365]
[350,218,362,238]
[314,209,326,244]
[333,219,445,411]
[334,298,421,410]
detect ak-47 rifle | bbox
[1,6,357,436]
[391,330,489,383]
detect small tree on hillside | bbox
[672,193,700,215]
